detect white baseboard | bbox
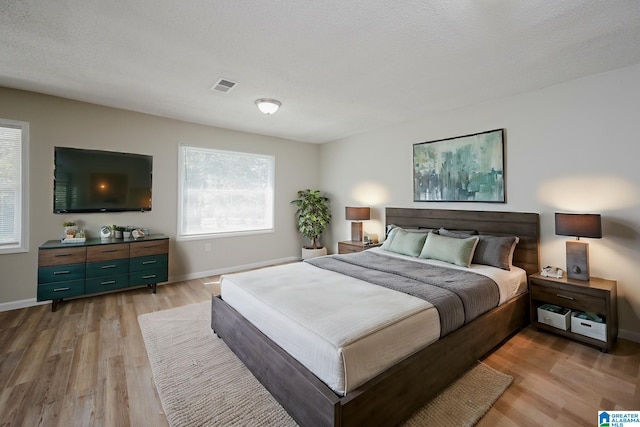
[619,328,640,344]
[0,298,49,312]
[0,256,300,313]
[167,256,300,283]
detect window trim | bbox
[0,118,29,255]
[177,145,275,241]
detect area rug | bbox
[139,301,512,426]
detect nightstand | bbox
[338,240,382,254]
[529,273,618,352]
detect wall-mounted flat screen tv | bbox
[54,147,153,213]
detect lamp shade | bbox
[345,207,370,221]
[555,213,602,238]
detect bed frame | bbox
[211,208,540,426]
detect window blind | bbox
[0,121,26,252]
[178,146,275,238]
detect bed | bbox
[211,208,540,426]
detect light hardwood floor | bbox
[0,278,638,426]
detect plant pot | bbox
[114,230,123,239]
[301,247,327,260]
[123,231,131,239]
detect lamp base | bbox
[566,240,590,281]
[351,222,363,241]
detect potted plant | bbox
[112,225,124,239]
[291,189,331,259]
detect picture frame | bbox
[413,129,505,203]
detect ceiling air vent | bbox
[211,78,237,93]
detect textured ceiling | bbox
[2,1,640,143]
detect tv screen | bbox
[54,147,153,213]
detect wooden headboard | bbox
[385,208,540,276]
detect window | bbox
[0,119,29,254]
[178,146,274,239]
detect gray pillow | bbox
[472,235,519,270]
[438,228,478,238]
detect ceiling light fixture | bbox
[255,98,281,115]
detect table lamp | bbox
[555,213,602,281]
[345,207,370,241]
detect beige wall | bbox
[320,63,640,341]
[3,62,639,341]
[0,87,319,306]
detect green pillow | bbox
[385,229,428,257]
[419,232,479,267]
[381,227,400,250]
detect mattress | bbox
[220,249,526,395]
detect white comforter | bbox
[220,249,526,395]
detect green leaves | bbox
[291,189,331,249]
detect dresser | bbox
[38,234,169,311]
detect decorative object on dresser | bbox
[345,206,370,242]
[529,272,617,352]
[38,234,169,311]
[62,221,77,237]
[338,240,382,254]
[61,221,86,244]
[555,212,602,281]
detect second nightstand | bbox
[338,240,382,254]
[529,273,618,352]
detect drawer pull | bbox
[102,265,117,269]
[101,280,116,286]
[53,287,70,292]
[142,260,157,265]
[580,322,592,328]
[102,249,118,253]
[53,270,70,275]
[54,253,72,257]
[143,274,157,279]
[556,294,574,300]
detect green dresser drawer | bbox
[86,259,129,278]
[38,263,86,284]
[85,274,129,294]
[130,254,168,272]
[129,268,168,287]
[37,280,85,301]
[38,234,170,312]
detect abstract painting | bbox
[413,129,505,202]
